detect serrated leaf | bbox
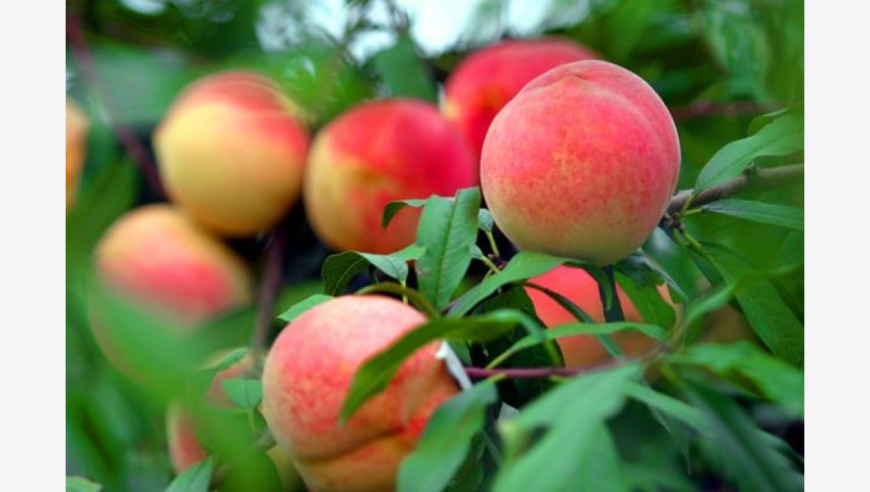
[695,114,803,191]
[165,457,213,492]
[66,476,102,492]
[448,252,569,316]
[221,378,263,410]
[685,381,803,492]
[670,341,804,416]
[398,382,497,492]
[277,294,334,323]
[701,199,803,231]
[702,243,804,365]
[489,322,666,369]
[415,189,481,310]
[371,34,436,101]
[382,198,427,229]
[493,364,640,492]
[340,310,530,422]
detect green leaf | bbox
[340,310,528,422]
[322,252,369,296]
[66,476,102,492]
[203,347,248,374]
[371,34,436,102]
[488,322,666,369]
[477,208,494,233]
[493,364,641,492]
[702,243,804,365]
[615,272,676,328]
[686,381,803,492]
[398,382,498,492]
[382,198,427,229]
[670,341,804,416]
[277,294,334,323]
[624,383,711,433]
[415,189,482,310]
[449,252,568,316]
[695,114,803,191]
[701,199,804,231]
[165,457,213,492]
[221,378,263,410]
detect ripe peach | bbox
[92,205,253,373]
[443,38,598,163]
[304,99,476,254]
[261,295,458,492]
[66,98,89,210]
[481,60,681,265]
[525,266,671,367]
[155,71,309,236]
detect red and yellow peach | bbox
[66,98,90,210]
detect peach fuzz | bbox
[303,99,476,254]
[526,266,672,367]
[66,97,90,210]
[155,71,309,237]
[443,38,598,163]
[261,295,459,492]
[481,60,681,265]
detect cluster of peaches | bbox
[67,38,746,491]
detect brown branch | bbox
[666,163,804,218]
[251,230,286,356]
[66,17,165,198]
[672,101,781,121]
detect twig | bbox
[252,230,286,355]
[665,163,804,218]
[465,358,623,379]
[672,101,780,121]
[66,17,165,198]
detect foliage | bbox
[66,0,803,490]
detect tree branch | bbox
[666,163,804,218]
[251,230,286,355]
[672,101,780,121]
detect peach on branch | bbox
[481,60,681,265]
[92,205,253,373]
[261,295,458,492]
[155,71,309,236]
[526,265,672,367]
[303,99,476,254]
[442,38,598,162]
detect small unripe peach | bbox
[155,71,309,236]
[526,266,670,367]
[92,205,253,373]
[443,38,598,163]
[66,98,90,210]
[261,295,458,492]
[304,99,476,254]
[481,60,681,265]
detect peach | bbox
[92,205,253,373]
[303,99,476,254]
[481,60,681,265]
[155,71,309,236]
[66,97,90,210]
[443,38,598,163]
[525,265,671,367]
[261,295,459,492]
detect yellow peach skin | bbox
[481,60,681,265]
[155,71,309,236]
[66,98,89,210]
[261,296,458,492]
[304,99,476,254]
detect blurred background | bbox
[66,0,804,490]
